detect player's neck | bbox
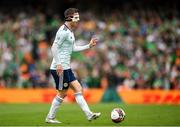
[64,22,73,31]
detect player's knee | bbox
[57,93,66,98]
[57,90,67,98]
[74,86,82,93]
[70,80,83,93]
[63,94,67,98]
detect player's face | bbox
[71,13,80,28]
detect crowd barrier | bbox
[0,88,180,104]
[0,88,104,103]
[118,89,180,104]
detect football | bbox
[111,108,125,123]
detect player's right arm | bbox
[73,38,98,52]
[51,30,68,75]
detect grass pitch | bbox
[0,103,180,126]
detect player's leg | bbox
[46,90,67,123]
[70,80,101,121]
[45,70,67,123]
[70,80,92,116]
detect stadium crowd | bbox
[0,4,179,90]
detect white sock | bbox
[74,92,92,118]
[47,95,63,119]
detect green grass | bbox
[0,103,180,126]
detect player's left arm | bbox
[73,38,98,52]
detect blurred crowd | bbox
[0,5,179,90]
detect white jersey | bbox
[50,24,90,70]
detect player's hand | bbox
[56,64,63,76]
[89,38,98,48]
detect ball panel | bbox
[111,108,125,123]
[111,110,119,119]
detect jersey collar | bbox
[64,23,72,32]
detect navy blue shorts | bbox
[50,69,76,90]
